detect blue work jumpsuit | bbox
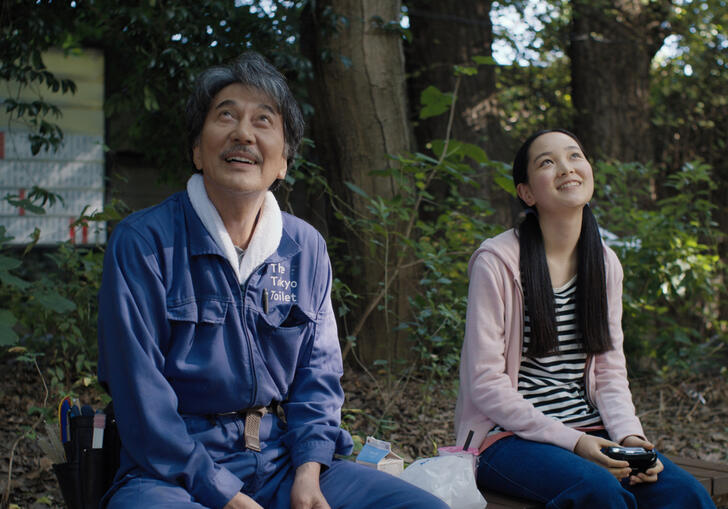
[97,191,447,509]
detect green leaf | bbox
[0,309,19,346]
[453,65,478,76]
[419,86,453,119]
[143,86,160,111]
[0,255,22,272]
[494,173,516,196]
[0,226,14,245]
[0,271,32,290]
[344,182,369,199]
[473,55,497,66]
[460,143,488,164]
[35,291,77,313]
[5,197,46,215]
[0,309,17,327]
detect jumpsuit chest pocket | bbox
[258,300,314,329]
[255,302,315,382]
[164,299,231,360]
[166,298,229,325]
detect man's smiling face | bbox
[193,83,288,199]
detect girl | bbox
[454,129,715,508]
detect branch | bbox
[342,75,462,361]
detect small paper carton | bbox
[355,436,404,476]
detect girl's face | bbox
[516,131,594,215]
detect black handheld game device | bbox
[601,446,657,474]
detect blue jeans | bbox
[477,433,716,509]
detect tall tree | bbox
[406,0,514,224]
[406,0,498,151]
[568,0,671,162]
[301,0,414,364]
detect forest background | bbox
[1,0,727,505]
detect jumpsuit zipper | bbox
[239,262,270,408]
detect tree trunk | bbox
[301,0,414,364]
[569,0,671,162]
[406,0,513,225]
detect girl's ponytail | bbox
[577,204,612,354]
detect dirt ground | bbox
[1,356,727,508]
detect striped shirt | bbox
[490,276,602,434]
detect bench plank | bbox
[479,455,727,508]
[669,456,728,496]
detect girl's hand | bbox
[574,434,631,480]
[620,435,664,484]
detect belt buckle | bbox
[244,407,267,452]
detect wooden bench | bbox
[483,455,728,509]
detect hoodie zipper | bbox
[514,273,525,368]
[584,355,596,407]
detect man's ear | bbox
[192,144,203,171]
[277,150,288,180]
[516,183,536,207]
[276,163,287,181]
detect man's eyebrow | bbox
[214,99,237,110]
[258,103,278,114]
[214,99,278,115]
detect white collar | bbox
[186,174,283,284]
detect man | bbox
[97,52,448,509]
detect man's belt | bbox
[208,403,282,452]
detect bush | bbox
[593,159,726,373]
[0,191,124,388]
[289,136,505,378]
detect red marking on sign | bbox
[18,188,25,216]
[82,225,88,244]
[0,132,5,159]
[69,217,76,244]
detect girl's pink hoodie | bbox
[454,229,644,453]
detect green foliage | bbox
[0,1,79,154]
[4,0,726,385]
[0,192,125,388]
[400,155,506,377]
[651,0,728,171]
[419,86,453,119]
[594,159,726,373]
[496,60,573,141]
[3,0,311,182]
[290,82,506,377]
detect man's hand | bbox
[574,434,631,480]
[620,435,664,485]
[290,462,330,509]
[223,493,264,509]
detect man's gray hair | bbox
[185,51,304,169]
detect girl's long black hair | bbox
[513,129,612,356]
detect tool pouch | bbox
[53,403,120,509]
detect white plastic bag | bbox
[399,454,487,509]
